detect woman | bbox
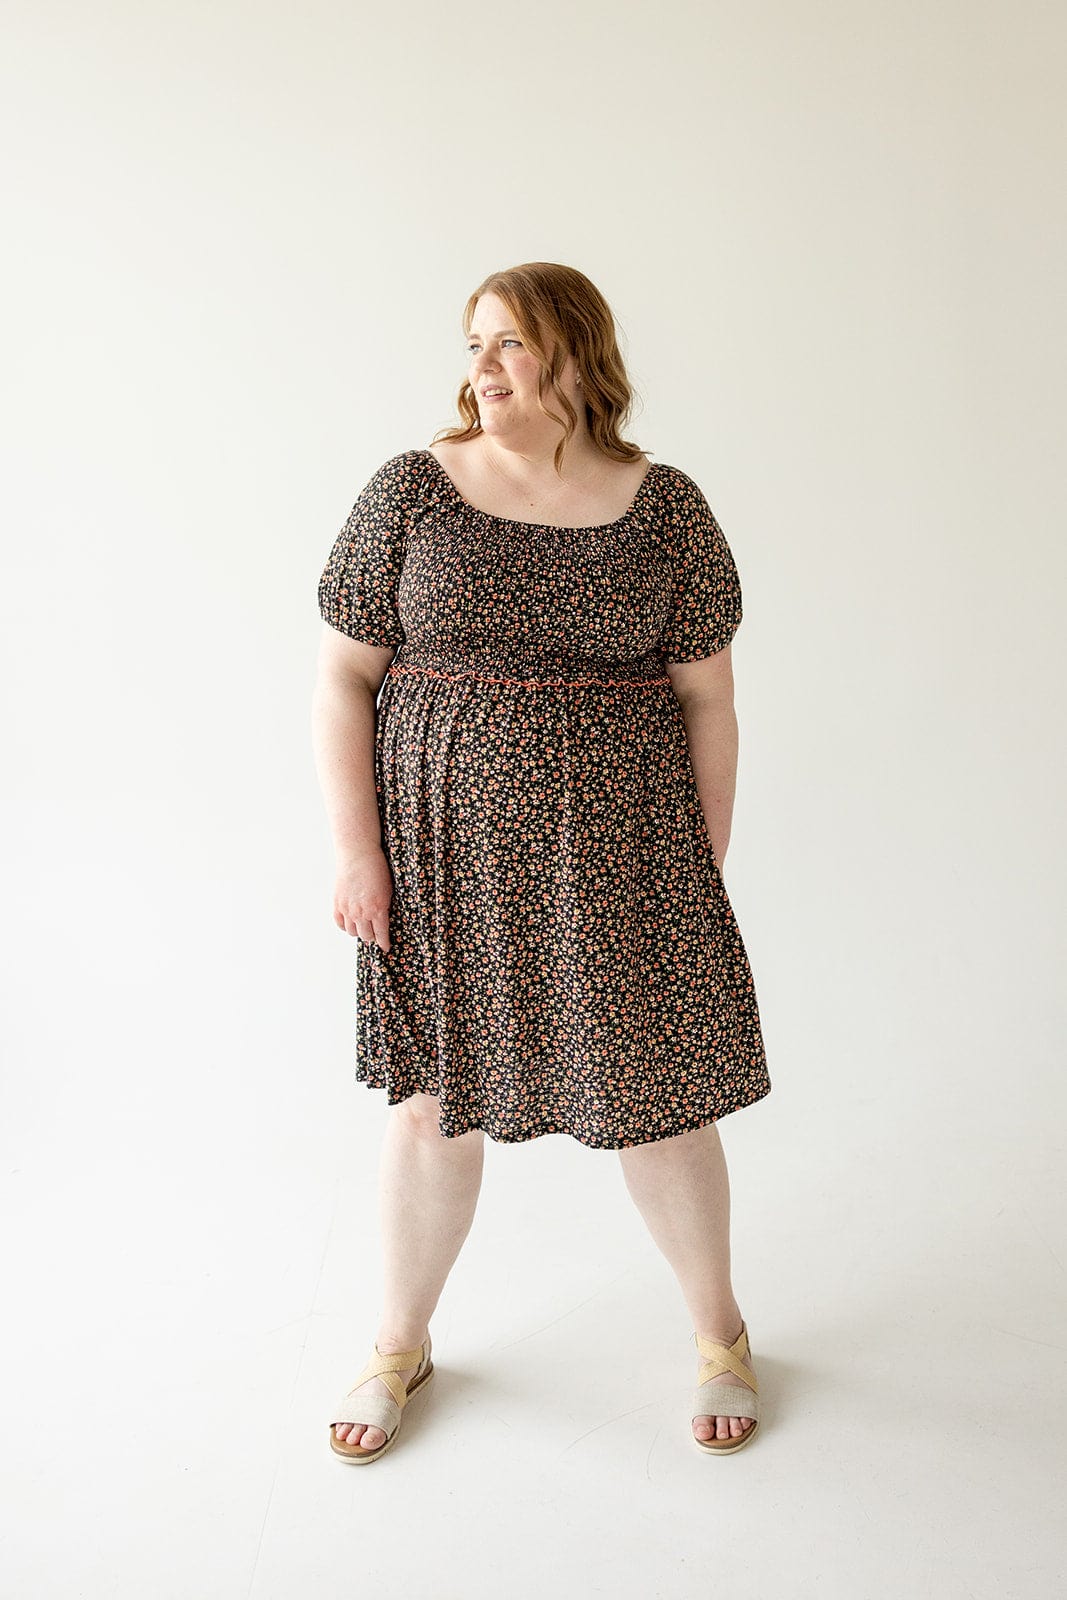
[312,261,772,1463]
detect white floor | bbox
[5,1037,1064,1600]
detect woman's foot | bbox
[332,1331,431,1454]
[692,1320,757,1444]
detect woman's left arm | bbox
[665,647,739,871]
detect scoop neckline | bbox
[417,447,658,532]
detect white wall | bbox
[3,3,1064,1596]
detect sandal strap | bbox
[330,1339,429,1432]
[350,1342,428,1397]
[332,1391,401,1435]
[366,1341,428,1374]
[691,1381,760,1423]
[693,1325,758,1393]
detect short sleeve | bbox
[656,468,743,662]
[317,452,422,646]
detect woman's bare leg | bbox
[617,1120,756,1444]
[334,1092,485,1452]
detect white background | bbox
[2,1,1064,1596]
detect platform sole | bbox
[692,1417,759,1455]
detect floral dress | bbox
[317,447,771,1148]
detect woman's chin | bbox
[477,411,513,435]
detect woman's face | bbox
[466,291,578,440]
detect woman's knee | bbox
[394,1091,440,1128]
[394,1091,482,1142]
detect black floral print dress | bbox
[317,447,771,1149]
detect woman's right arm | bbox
[311,625,398,953]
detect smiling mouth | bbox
[481,389,512,398]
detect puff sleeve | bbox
[317,452,421,646]
[656,468,743,662]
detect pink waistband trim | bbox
[387,663,671,690]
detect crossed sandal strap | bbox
[691,1325,760,1422]
[330,1341,428,1434]
[694,1326,756,1387]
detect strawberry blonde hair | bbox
[432,262,648,475]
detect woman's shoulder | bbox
[645,459,713,518]
[352,447,437,505]
[367,446,434,480]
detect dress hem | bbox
[353,1073,772,1151]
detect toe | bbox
[693,1416,714,1440]
[334,1421,384,1451]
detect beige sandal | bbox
[329,1336,434,1464]
[691,1321,760,1455]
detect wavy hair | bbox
[431,262,647,475]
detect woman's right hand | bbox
[332,847,394,954]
